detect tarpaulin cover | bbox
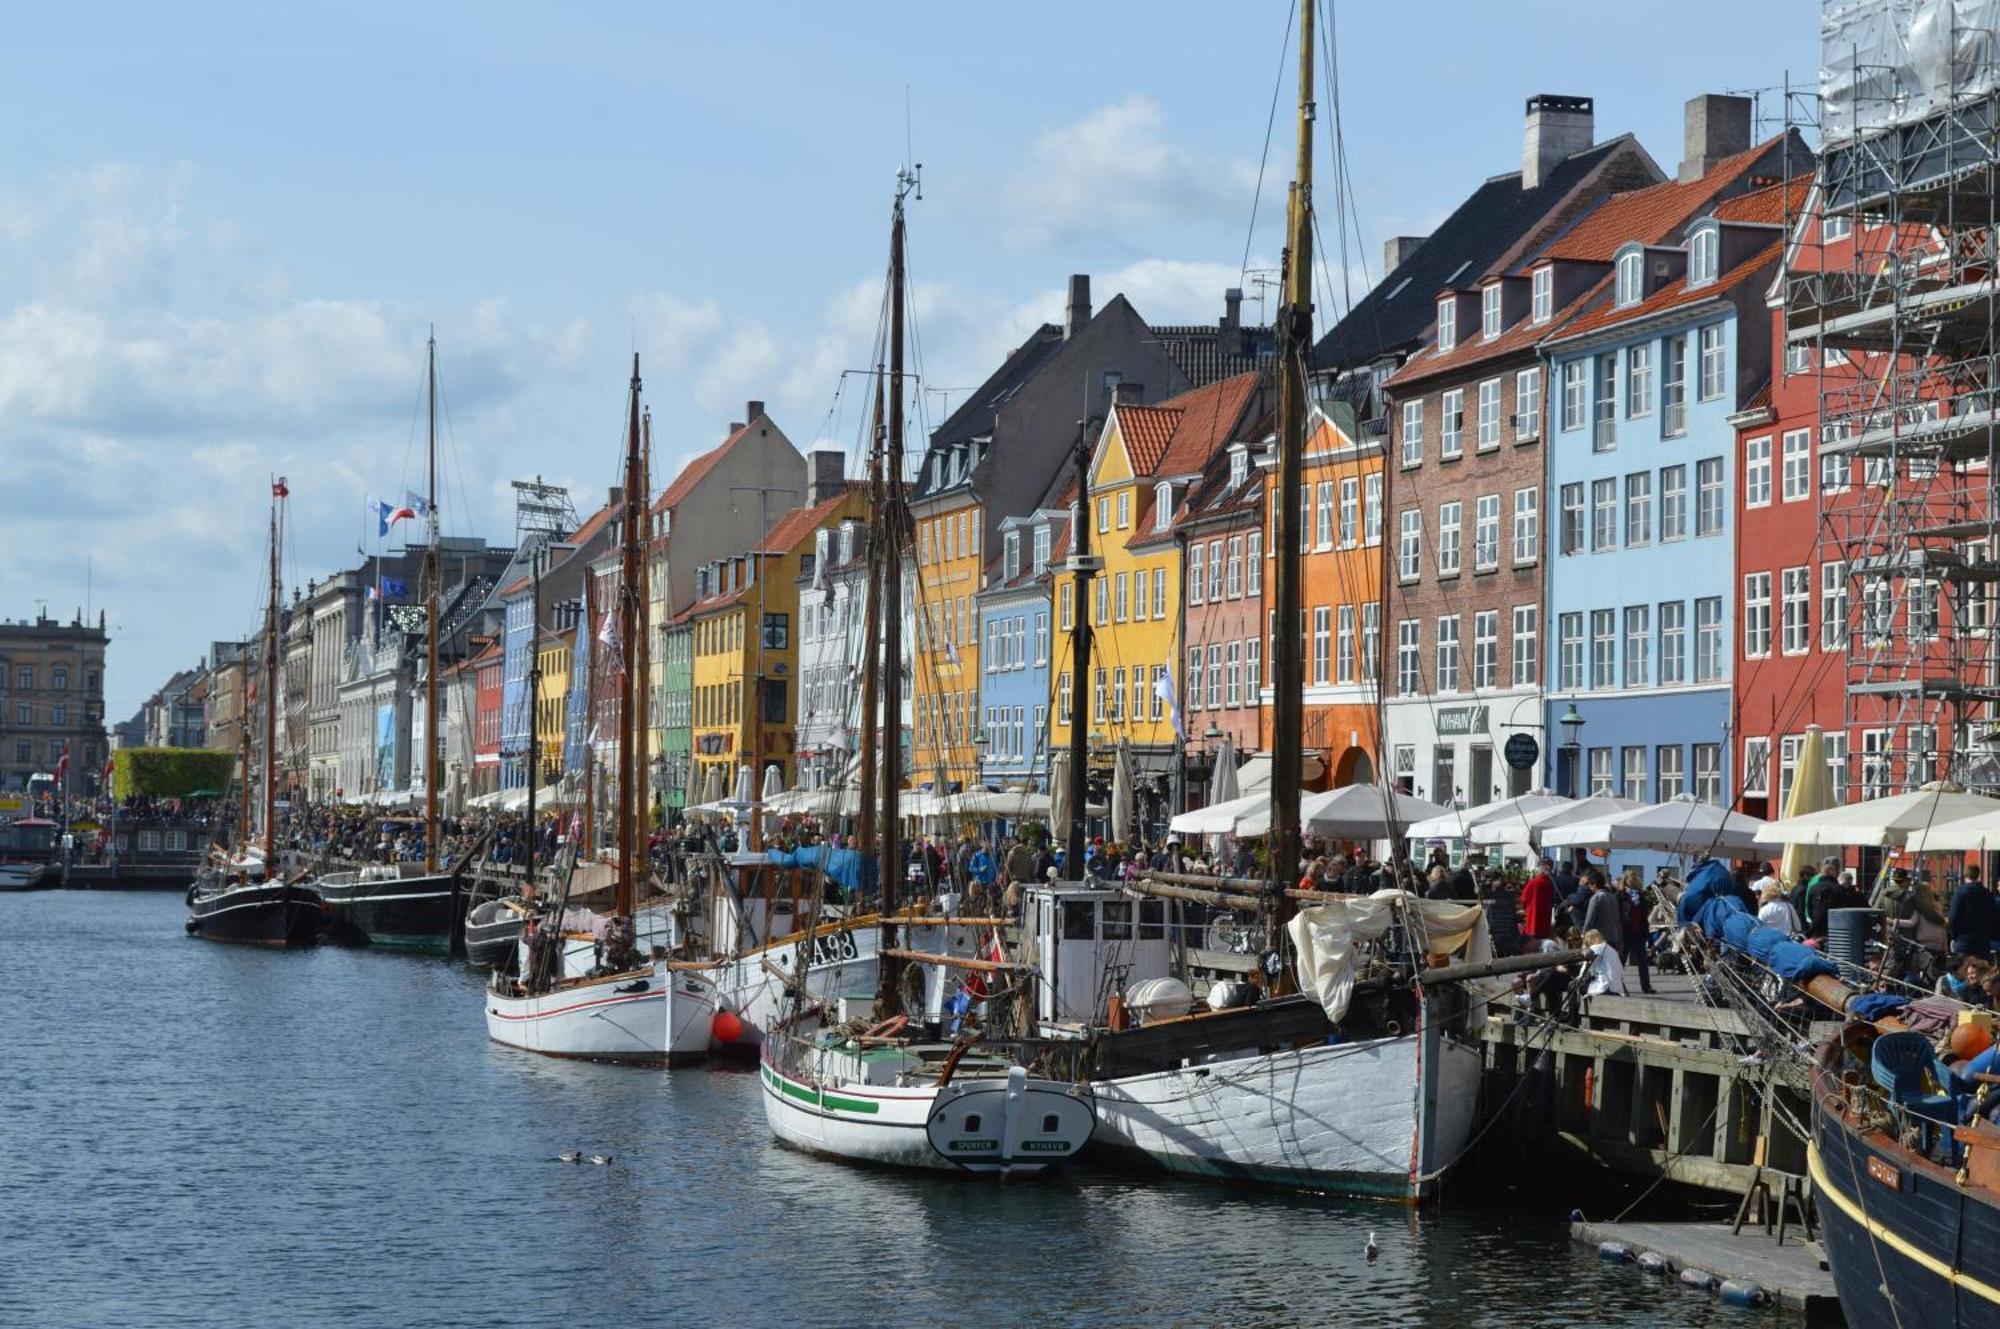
[1851,992,1912,1021]
[767,844,867,892]
[1771,939,1840,982]
[1679,856,1839,982]
[1677,858,1736,927]
[1745,926,1785,965]
[1288,890,1493,1023]
[1722,910,1759,952]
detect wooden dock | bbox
[1570,1218,1840,1317]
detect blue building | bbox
[1539,198,1791,849]
[976,508,1066,790]
[499,580,535,790]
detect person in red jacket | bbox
[1519,857,1556,949]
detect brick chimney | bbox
[1522,94,1594,190]
[744,399,765,423]
[805,449,846,504]
[1222,287,1243,331]
[1065,273,1092,339]
[1113,382,1144,406]
[1382,235,1428,272]
[1678,93,1752,183]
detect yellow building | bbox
[685,482,867,795]
[1053,374,1262,795]
[909,493,984,791]
[535,625,572,790]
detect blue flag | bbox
[379,577,408,599]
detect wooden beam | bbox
[880,947,1033,974]
[1126,877,1266,912]
[1417,948,1588,986]
[1141,868,1267,892]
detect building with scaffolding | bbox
[1784,0,2000,796]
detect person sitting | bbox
[1581,928,1627,997]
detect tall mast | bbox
[877,171,913,1012]
[526,547,541,886]
[1268,0,1314,946]
[635,409,653,848]
[424,330,441,873]
[616,354,644,918]
[263,479,284,871]
[856,370,885,864]
[1065,423,1093,874]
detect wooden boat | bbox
[316,857,472,953]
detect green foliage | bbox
[112,747,236,800]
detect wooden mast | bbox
[635,408,653,853]
[262,479,284,871]
[1268,0,1314,949]
[856,370,885,865]
[1064,421,1093,874]
[876,171,913,1012]
[526,546,541,886]
[615,354,644,918]
[424,331,442,874]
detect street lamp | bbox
[1559,700,1586,797]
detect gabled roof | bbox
[1315,136,1643,371]
[982,513,1073,595]
[1713,177,1811,225]
[1149,319,1275,386]
[926,324,1067,454]
[1115,405,1182,475]
[1126,373,1265,547]
[1545,237,1782,346]
[1539,137,1782,262]
[756,483,861,556]
[658,422,751,511]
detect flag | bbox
[379,577,408,600]
[597,606,621,657]
[102,754,114,784]
[272,477,289,499]
[372,498,417,537]
[54,741,68,783]
[403,490,432,518]
[1154,668,1185,742]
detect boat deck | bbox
[1569,1218,1839,1316]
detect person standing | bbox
[1618,868,1654,994]
[1519,858,1556,947]
[1950,864,1995,959]
[1581,873,1624,957]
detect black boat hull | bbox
[187,881,323,947]
[1812,1070,2000,1328]
[463,903,525,971]
[319,871,465,953]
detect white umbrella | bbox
[1755,781,2000,849]
[1905,808,2000,854]
[700,765,723,806]
[733,764,756,805]
[1111,739,1134,844]
[1299,785,1448,839]
[1050,750,1073,843]
[1466,795,1641,848]
[952,788,1052,818]
[1540,794,1769,855]
[761,764,785,803]
[1168,791,1268,836]
[1405,790,1570,841]
[1210,737,1239,805]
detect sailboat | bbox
[186,478,324,947]
[483,355,716,1066]
[759,170,1096,1173]
[317,334,479,953]
[1030,0,1492,1200]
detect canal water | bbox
[7,891,1779,1327]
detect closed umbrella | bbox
[1209,737,1239,805]
[732,764,756,806]
[761,763,785,804]
[1778,725,1834,884]
[1111,739,1134,845]
[700,765,723,806]
[1756,781,2000,849]
[1049,750,1073,848]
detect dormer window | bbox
[1481,285,1502,339]
[1531,267,1552,324]
[1229,446,1250,490]
[1436,296,1457,352]
[1688,224,1719,287]
[1003,529,1021,579]
[1155,481,1176,531]
[839,521,856,565]
[1614,246,1644,307]
[1032,523,1051,572]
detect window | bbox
[1561,360,1587,432]
[1094,577,1108,625]
[1476,378,1502,449]
[762,613,789,649]
[1696,458,1724,536]
[1624,472,1652,546]
[1003,530,1020,579]
[1153,483,1175,531]
[1034,611,1048,664]
[1363,475,1382,545]
[1623,746,1649,801]
[1695,596,1723,682]
[1861,729,1891,799]
[1511,606,1538,687]
[1312,608,1331,685]
[1225,643,1241,707]
[1590,748,1615,796]
[1693,743,1722,803]
[1658,745,1685,800]
[1531,266,1554,322]
[1697,324,1726,400]
[1821,434,1850,494]
[1361,605,1379,682]
[1781,567,1811,654]
[1434,745,1459,804]
[1436,501,1462,575]
[1401,399,1424,466]
[1626,342,1654,418]
[1229,447,1249,490]
[1559,483,1585,555]
[1336,606,1356,684]
[1113,572,1129,622]
[1399,509,1423,580]
[1913,577,1941,640]
[51,667,67,691]
[1436,615,1461,692]
[1115,491,1129,528]
[1689,225,1719,286]
[1473,610,1499,689]
[1743,572,1772,657]
[1397,620,1421,695]
[1436,296,1457,351]
[16,666,30,689]
[1558,612,1584,690]
[1624,605,1651,687]
[1207,540,1223,601]
[1744,436,1772,506]
[1742,735,1771,796]
[1440,389,1464,459]
[1315,480,1335,549]
[1591,478,1617,551]
[1060,582,1074,630]
[1097,497,1110,535]
[1661,464,1688,541]
[1515,366,1541,439]
[1226,537,1244,598]
[1591,609,1617,688]
[1660,334,1689,437]
[1593,352,1617,451]
[1245,537,1261,595]
[1338,479,1359,547]
[1614,248,1643,306]
[1822,561,1847,651]
[1513,487,1539,564]
[1823,212,1853,242]
[52,703,66,725]
[1474,494,1501,571]
[1825,731,1849,804]
[1481,284,1502,338]
[1782,429,1811,501]
[1659,601,1687,685]
[1188,544,1205,606]
[1185,650,1202,713]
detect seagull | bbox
[557,1150,581,1164]
[1365,1233,1380,1264]
[589,1154,612,1166]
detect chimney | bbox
[1382,235,1428,273]
[1064,273,1092,339]
[745,399,765,423]
[1113,382,1144,406]
[805,449,846,504]
[1679,93,1752,183]
[1222,287,1243,331]
[1522,94,1594,190]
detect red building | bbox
[473,637,504,797]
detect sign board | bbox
[1436,706,1488,737]
[1504,732,1540,771]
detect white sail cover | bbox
[1287,890,1491,1024]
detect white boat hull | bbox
[485,961,716,1066]
[1088,1022,1483,1201]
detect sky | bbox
[0,1,1821,719]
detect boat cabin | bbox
[1020,883,1174,1031]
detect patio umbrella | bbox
[1778,725,1834,884]
[700,765,723,806]
[1209,737,1239,805]
[1299,785,1448,839]
[1167,791,1268,836]
[761,763,785,803]
[732,764,756,806]
[1111,739,1134,845]
[1466,795,1641,848]
[1540,794,1769,855]
[1049,750,1073,846]
[1405,790,1571,841]
[1755,781,2000,849]
[1905,807,2000,854]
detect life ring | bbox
[863,1015,908,1039]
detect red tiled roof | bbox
[1548,237,1782,344]
[1714,177,1810,225]
[1115,405,1181,474]
[1539,136,1780,262]
[657,422,750,511]
[756,483,860,556]
[1152,373,1261,477]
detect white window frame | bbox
[1659,600,1686,684]
[1744,435,1772,507]
[1781,429,1811,501]
[1436,296,1457,352]
[1513,486,1539,565]
[1626,342,1653,419]
[1624,605,1651,687]
[1614,247,1644,306]
[1531,266,1552,323]
[1511,604,1538,687]
[1697,323,1726,400]
[1399,509,1423,581]
[1696,457,1725,536]
[1821,560,1847,651]
[1474,493,1501,571]
[1558,611,1584,691]
[1515,366,1541,439]
[1401,399,1424,467]
[1781,565,1811,655]
[1481,284,1502,339]
[1440,388,1465,459]
[1744,571,1773,658]
[1476,377,1501,450]
[1436,614,1461,693]
[1561,360,1587,432]
[1473,609,1499,690]
[1436,500,1462,576]
[1689,225,1719,286]
[1363,474,1382,545]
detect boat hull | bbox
[463,899,526,970]
[186,880,324,948]
[702,923,881,1053]
[318,869,465,953]
[485,962,715,1066]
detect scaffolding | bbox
[1791,0,2000,793]
[511,476,579,547]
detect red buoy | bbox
[712,1009,744,1045]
